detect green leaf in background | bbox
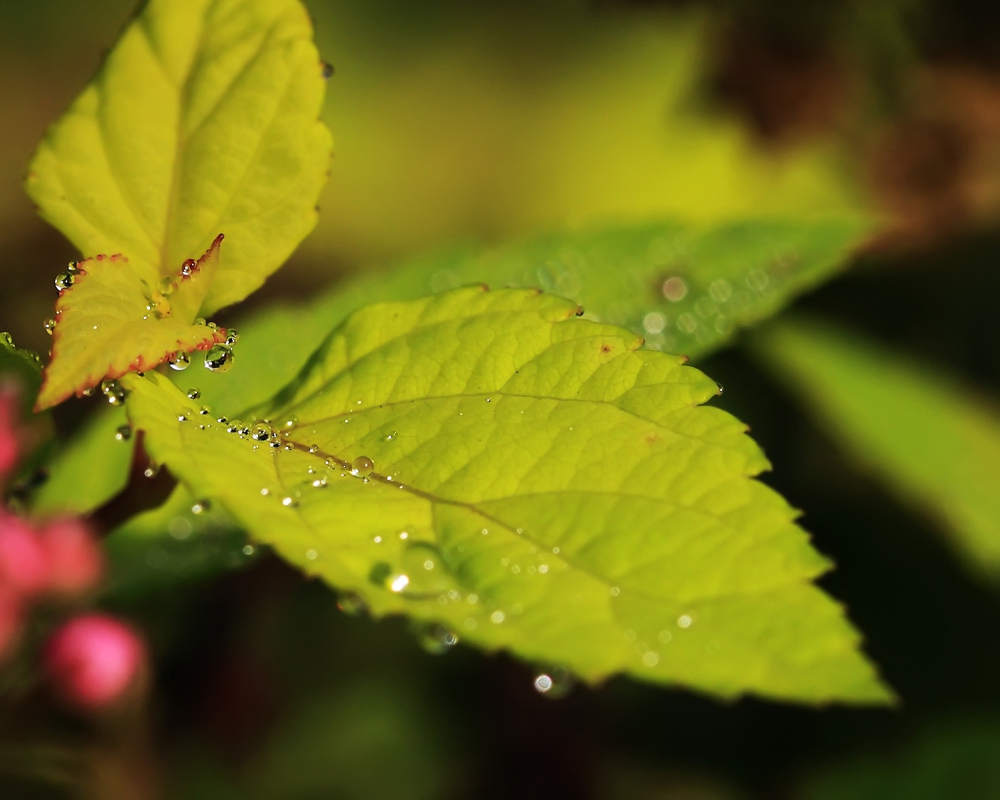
[30,405,133,516]
[803,719,1000,800]
[25,0,332,316]
[333,218,871,362]
[0,332,42,411]
[754,319,1000,582]
[124,287,891,703]
[35,244,229,410]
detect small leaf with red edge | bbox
[36,241,228,411]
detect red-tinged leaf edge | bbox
[36,248,229,411]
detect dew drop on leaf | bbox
[352,455,374,476]
[114,425,132,442]
[337,591,368,617]
[203,344,234,373]
[224,328,239,346]
[417,623,459,655]
[100,379,126,406]
[532,666,574,698]
[250,422,272,442]
[54,271,75,292]
[191,499,211,515]
[43,318,56,335]
[169,351,191,371]
[180,258,196,276]
[186,388,200,400]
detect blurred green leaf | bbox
[0,332,42,411]
[31,405,132,516]
[124,287,891,703]
[102,485,252,600]
[25,0,332,316]
[803,719,1000,800]
[754,319,1000,581]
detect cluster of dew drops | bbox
[46,259,239,376]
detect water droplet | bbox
[203,344,234,373]
[677,614,693,629]
[180,258,196,276]
[200,405,211,415]
[226,418,243,434]
[225,328,239,346]
[321,61,334,79]
[191,499,211,515]
[352,455,374,476]
[43,318,56,335]
[389,574,410,592]
[384,431,397,441]
[311,477,328,488]
[143,462,160,479]
[54,271,75,292]
[216,415,228,424]
[281,496,298,508]
[250,422,272,442]
[114,425,132,442]
[280,415,298,430]
[169,351,191,371]
[260,488,270,496]
[308,444,320,454]
[337,591,368,616]
[186,388,201,399]
[417,623,459,654]
[100,379,126,406]
[533,667,573,698]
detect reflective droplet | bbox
[143,463,160,479]
[114,425,132,442]
[337,591,368,616]
[186,388,201,399]
[384,431,397,441]
[417,623,459,655]
[169,351,191,371]
[43,318,56,335]
[54,271,75,292]
[308,444,320,454]
[250,422,272,442]
[180,258,196,276]
[203,344,234,373]
[100,379,126,406]
[396,542,451,596]
[352,455,374,476]
[281,496,298,508]
[226,418,244,434]
[225,328,239,346]
[533,666,574,698]
[191,499,211,515]
[389,574,410,592]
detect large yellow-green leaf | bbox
[123,287,891,703]
[25,0,332,316]
[754,319,1000,582]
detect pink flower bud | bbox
[38,518,104,595]
[0,586,23,662]
[0,512,50,596]
[44,614,145,710]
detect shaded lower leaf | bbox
[753,318,1000,582]
[124,287,890,703]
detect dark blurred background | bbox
[2,1,1000,798]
